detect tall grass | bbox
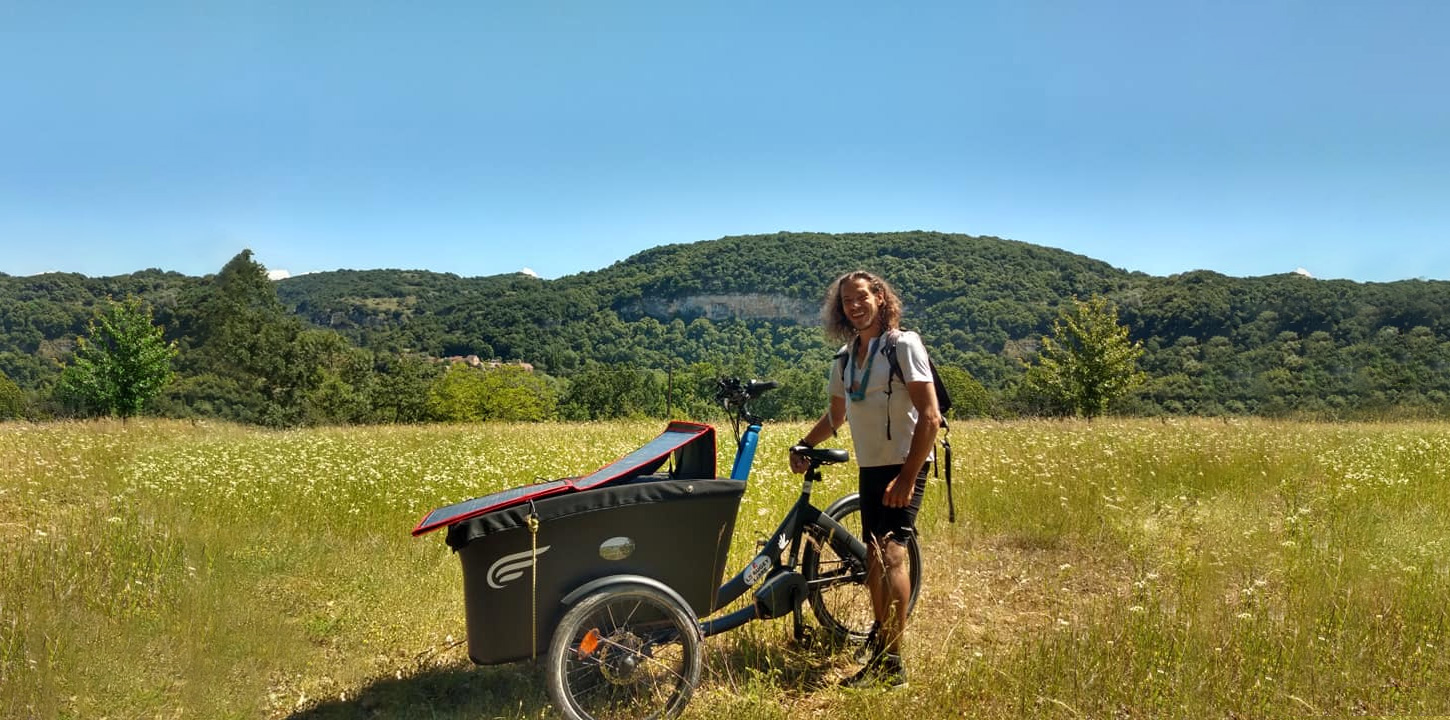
[2,418,1446,718]
[917,419,1450,718]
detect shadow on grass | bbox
[286,660,553,720]
[286,623,858,719]
[700,623,856,696]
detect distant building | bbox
[439,355,533,372]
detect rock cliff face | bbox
[636,293,816,324]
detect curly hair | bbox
[820,270,903,343]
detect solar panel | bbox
[411,479,571,536]
[573,426,702,489]
[412,421,717,537]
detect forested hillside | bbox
[3,231,1448,423]
[273,232,1135,386]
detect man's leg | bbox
[843,465,913,688]
[880,464,926,654]
[844,535,910,688]
[866,538,888,628]
[879,538,912,653]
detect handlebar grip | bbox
[746,379,779,398]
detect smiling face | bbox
[839,277,882,337]
[821,270,901,343]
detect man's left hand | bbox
[883,474,914,508]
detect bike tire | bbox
[546,582,702,720]
[801,493,922,644]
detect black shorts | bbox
[858,463,929,546]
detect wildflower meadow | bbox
[2,418,1446,718]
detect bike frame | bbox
[727,419,760,481]
[699,418,866,637]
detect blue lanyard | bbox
[848,338,877,402]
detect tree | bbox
[370,354,444,423]
[294,329,374,425]
[1023,296,1145,418]
[426,363,490,422]
[55,296,177,417]
[559,365,665,420]
[428,363,557,422]
[0,370,25,419]
[936,364,994,419]
[173,250,306,426]
[476,364,557,421]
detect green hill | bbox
[3,231,1449,422]
[272,232,1138,383]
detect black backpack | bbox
[837,329,957,522]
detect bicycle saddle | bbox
[792,447,850,465]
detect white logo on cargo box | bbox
[487,546,552,589]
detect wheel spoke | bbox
[804,498,919,644]
[551,588,699,720]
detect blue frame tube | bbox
[729,423,762,480]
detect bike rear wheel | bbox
[801,493,922,644]
[546,582,702,720]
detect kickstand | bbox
[791,601,813,647]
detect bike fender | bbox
[559,574,698,618]
[821,492,860,519]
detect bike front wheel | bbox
[801,493,923,644]
[546,582,702,720]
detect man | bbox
[789,270,939,689]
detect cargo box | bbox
[445,477,744,664]
[414,421,741,665]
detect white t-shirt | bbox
[827,330,934,468]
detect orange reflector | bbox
[579,629,601,657]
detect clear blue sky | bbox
[2,1,1446,283]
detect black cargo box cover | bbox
[445,477,744,550]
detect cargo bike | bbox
[413,378,921,720]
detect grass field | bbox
[2,417,1447,719]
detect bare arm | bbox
[788,395,846,473]
[883,380,940,507]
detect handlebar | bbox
[749,379,780,396]
[716,377,778,430]
[715,377,778,406]
[717,377,853,468]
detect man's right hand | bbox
[788,446,810,474]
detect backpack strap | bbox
[942,431,955,523]
[881,330,902,440]
[881,329,905,385]
[834,345,850,387]
[831,346,849,437]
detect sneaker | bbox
[840,652,907,689]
